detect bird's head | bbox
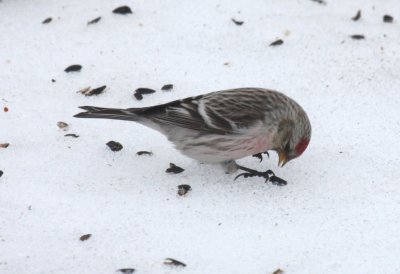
[273,111,311,167]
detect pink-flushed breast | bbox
[241,135,272,155]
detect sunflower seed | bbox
[383,15,393,23]
[161,84,173,91]
[352,10,361,21]
[64,64,82,72]
[85,85,106,96]
[64,134,79,138]
[113,6,132,15]
[231,18,244,25]
[136,151,153,156]
[177,184,191,196]
[163,258,186,267]
[57,121,69,130]
[42,17,52,24]
[117,269,135,274]
[106,141,123,152]
[79,234,91,241]
[88,16,101,25]
[310,0,326,4]
[134,92,143,100]
[269,176,287,186]
[350,34,365,40]
[166,163,184,174]
[270,39,284,46]
[135,88,156,95]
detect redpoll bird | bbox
[74,88,311,185]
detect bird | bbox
[74,88,311,185]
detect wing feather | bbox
[137,88,283,135]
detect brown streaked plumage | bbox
[74,88,311,175]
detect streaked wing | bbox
[136,88,277,135]
[135,96,228,134]
[201,88,277,128]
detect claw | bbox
[234,166,286,185]
[235,169,274,182]
[252,151,270,163]
[234,172,251,180]
[252,153,263,162]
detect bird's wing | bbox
[134,88,272,135]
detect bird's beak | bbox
[278,150,288,167]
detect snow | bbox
[1,0,400,273]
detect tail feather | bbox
[74,106,139,122]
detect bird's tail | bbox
[74,106,139,122]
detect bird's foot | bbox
[234,165,287,186]
[252,151,270,163]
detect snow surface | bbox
[1,0,400,273]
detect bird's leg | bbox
[221,160,239,174]
[234,164,287,186]
[251,151,270,163]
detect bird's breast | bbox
[242,136,272,154]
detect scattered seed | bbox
[117,269,135,274]
[310,0,326,4]
[0,170,3,178]
[134,92,143,100]
[77,86,106,96]
[113,6,132,15]
[51,79,56,83]
[0,143,10,148]
[350,34,365,40]
[270,39,284,46]
[64,134,79,138]
[86,85,106,96]
[133,87,155,100]
[4,107,8,112]
[383,15,393,23]
[106,141,123,152]
[272,269,284,274]
[269,176,287,186]
[136,151,153,156]
[352,10,361,21]
[231,18,244,25]
[166,163,184,174]
[177,184,191,196]
[64,64,82,72]
[79,234,91,241]
[135,88,156,95]
[88,16,101,25]
[42,17,52,24]
[57,121,69,130]
[163,258,186,267]
[161,84,173,91]
[77,86,91,94]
